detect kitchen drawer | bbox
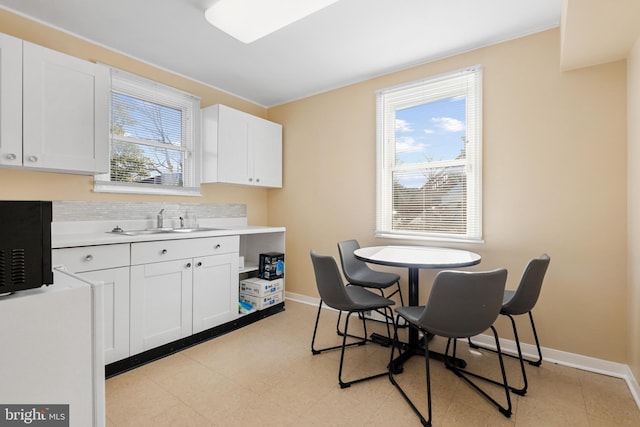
[131,236,239,265]
[53,244,130,273]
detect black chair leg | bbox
[335,307,368,341]
[423,331,433,426]
[312,301,366,355]
[338,309,393,388]
[467,311,543,395]
[527,311,543,366]
[506,314,528,395]
[396,281,405,307]
[388,317,432,426]
[338,289,399,343]
[468,311,544,368]
[445,328,512,418]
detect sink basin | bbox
[171,227,221,233]
[108,227,223,236]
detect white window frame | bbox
[94,68,201,196]
[376,65,483,243]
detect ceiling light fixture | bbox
[205,0,340,44]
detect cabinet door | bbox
[192,253,239,333]
[78,267,130,364]
[22,42,109,174]
[130,260,193,355]
[250,115,282,188]
[216,105,251,185]
[0,33,22,167]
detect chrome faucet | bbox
[157,209,165,228]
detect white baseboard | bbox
[285,291,640,410]
[469,334,640,410]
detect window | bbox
[376,65,482,242]
[94,69,201,195]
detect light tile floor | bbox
[106,301,640,426]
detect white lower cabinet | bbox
[129,236,240,356]
[130,259,193,354]
[52,244,130,364]
[193,253,239,333]
[53,233,279,366]
[79,267,130,364]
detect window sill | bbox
[375,231,484,245]
[93,181,202,197]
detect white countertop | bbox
[52,218,285,248]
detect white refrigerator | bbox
[0,269,105,426]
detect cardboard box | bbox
[240,277,283,297]
[259,252,284,280]
[239,291,283,310]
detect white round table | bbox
[355,245,481,368]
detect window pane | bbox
[112,92,183,147]
[95,68,200,195]
[110,140,184,186]
[392,166,467,234]
[395,96,466,165]
[377,65,481,241]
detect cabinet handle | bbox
[5,153,16,161]
[84,255,93,262]
[196,262,202,267]
[248,177,253,182]
[161,249,168,255]
[256,178,260,183]
[27,155,38,162]
[186,262,192,268]
[214,244,221,249]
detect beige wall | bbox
[269,29,629,363]
[0,9,272,226]
[628,38,640,379]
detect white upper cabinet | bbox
[0,33,110,175]
[0,33,23,168]
[23,42,110,174]
[201,104,283,188]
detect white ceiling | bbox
[0,0,562,107]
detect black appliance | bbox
[0,201,53,295]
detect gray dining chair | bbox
[389,268,511,426]
[310,250,395,388]
[469,253,550,395]
[336,240,403,338]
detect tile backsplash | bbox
[53,201,246,222]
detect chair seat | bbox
[501,289,530,315]
[348,269,400,289]
[394,305,425,325]
[344,286,395,311]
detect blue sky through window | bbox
[395,96,466,165]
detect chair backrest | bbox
[310,250,354,311]
[501,254,550,315]
[337,239,367,283]
[418,269,508,339]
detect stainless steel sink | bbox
[170,227,220,233]
[108,227,223,236]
